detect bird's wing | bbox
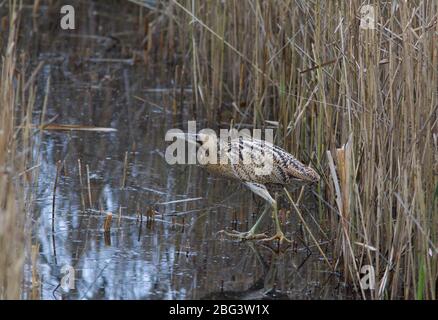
[244,182,276,205]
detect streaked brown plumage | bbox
[202,135,320,187]
[183,133,320,243]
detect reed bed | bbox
[138,0,437,299]
[1,0,436,300]
[0,1,36,299]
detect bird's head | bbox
[303,166,320,183]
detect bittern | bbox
[176,132,320,243]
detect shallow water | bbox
[15,1,349,300]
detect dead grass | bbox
[0,1,36,299]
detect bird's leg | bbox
[261,193,292,244]
[218,203,270,241]
[247,204,270,235]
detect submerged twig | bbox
[51,160,62,265]
[86,164,92,209]
[51,160,62,234]
[121,151,128,188]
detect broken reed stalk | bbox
[51,160,62,234]
[146,206,153,221]
[137,209,143,241]
[327,143,366,299]
[77,159,86,211]
[104,212,113,232]
[118,206,122,226]
[50,160,62,266]
[62,160,68,176]
[30,243,40,300]
[86,164,92,209]
[78,159,83,187]
[104,212,112,246]
[121,151,128,188]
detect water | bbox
[17,1,349,300]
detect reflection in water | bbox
[18,1,351,300]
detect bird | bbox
[173,131,320,243]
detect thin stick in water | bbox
[104,212,113,232]
[121,151,128,188]
[86,164,92,208]
[51,160,62,264]
[51,160,62,234]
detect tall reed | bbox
[0,1,35,299]
[139,0,437,299]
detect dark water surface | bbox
[16,1,348,300]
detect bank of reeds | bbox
[0,1,35,299]
[139,0,437,299]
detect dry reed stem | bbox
[0,0,33,299]
[86,164,92,208]
[104,212,113,232]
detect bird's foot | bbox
[217,229,268,241]
[260,230,292,244]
